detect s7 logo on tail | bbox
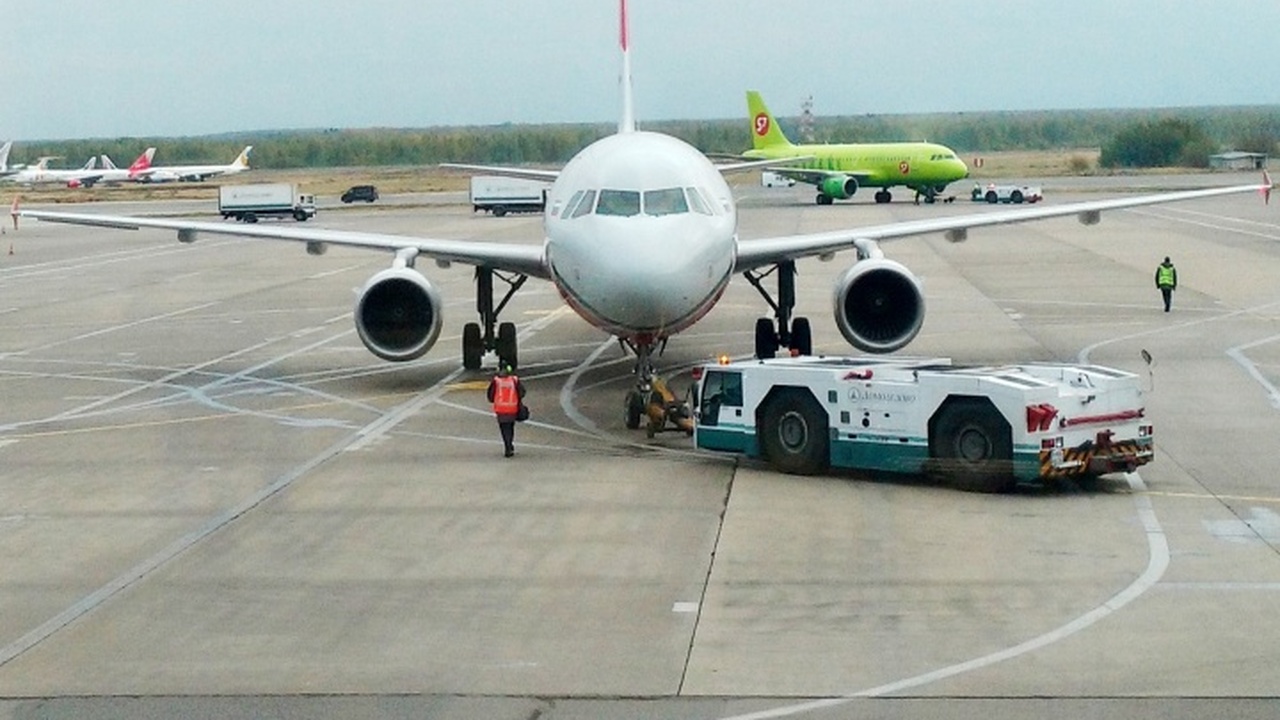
[754,113,770,136]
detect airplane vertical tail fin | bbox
[232,146,252,169]
[746,91,794,151]
[81,156,97,171]
[100,155,118,170]
[618,0,635,134]
[0,141,11,172]
[128,148,155,174]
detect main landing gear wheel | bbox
[462,267,527,372]
[745,260,811,360]
[759,389,829,475]
[462,323,483,370]
[816,194,834,205]
[754,317,779,359]
[790,317,812,357]
[874,190,892,204]
[496,321,518,370]
[929,398,1016,493]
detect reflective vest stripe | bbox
[493,376,519,414]
[1157,266,1175,287]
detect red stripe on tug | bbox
[1060,408,1144,428]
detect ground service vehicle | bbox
[341,184,378,203]
[693,356,1152,492]
[219,183,317,223]
[469,175,549,216]
[760,171,796,188]
[971,183,1043,204]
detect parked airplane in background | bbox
[134,146,252,182]
[13,0,1271,429]
[743,90,970,205]
[71,148,157,187]
[4,156,100,186]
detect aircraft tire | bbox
[754,317,778,359]
[790,317,812,356]
[462,323,483,370]
[496,321,518,370]
[625,390,644,429]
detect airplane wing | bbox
[439,163,560,182]
[734,180,1272,273]
[12,209,550,280]
[761,166,872,186]
[714,156,814,176]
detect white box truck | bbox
[219,183,317,223]
[469,176,549,217]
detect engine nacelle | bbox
[832,258,925,354]
[819,174,858,200]
[354,267,444,362]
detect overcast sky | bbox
[4,0,1278,141]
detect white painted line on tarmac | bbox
[1227,334,1280,409]
[716,472,1169,720]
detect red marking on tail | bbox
[128,148,154,175]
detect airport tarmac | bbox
[1,175,1279,719]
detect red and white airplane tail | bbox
[128,147,156,176]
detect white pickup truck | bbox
[971,183,1043,204]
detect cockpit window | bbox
[643,187,688,216]
[560,190,584,219]
[595,189,641,217]
[685,186,712,215]
[569,189,596,219]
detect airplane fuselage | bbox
[746,141,969,191]
[542,131,738,343]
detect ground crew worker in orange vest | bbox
[486,364,526,457]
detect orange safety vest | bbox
[492,376,520,415]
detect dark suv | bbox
[341,185,378,203]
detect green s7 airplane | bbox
[744,90,969,205]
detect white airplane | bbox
[134,145,252,182]
[69,148,157,187]
[5,155,101,186]
[12,0,1272,428]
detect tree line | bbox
[13,106,1280,171]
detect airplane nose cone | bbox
[550,218,732,334]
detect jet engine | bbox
[832,258,925,353]
[354,267,444,362]
[819,175,859,200]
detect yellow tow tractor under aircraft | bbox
[642,375,694,438]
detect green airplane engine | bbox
[820,175,858,199]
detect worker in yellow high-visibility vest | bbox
[1155,256,1178,312]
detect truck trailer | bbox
[693,355,1152,492]
[219,183,317,223]
[469,176,549,217]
